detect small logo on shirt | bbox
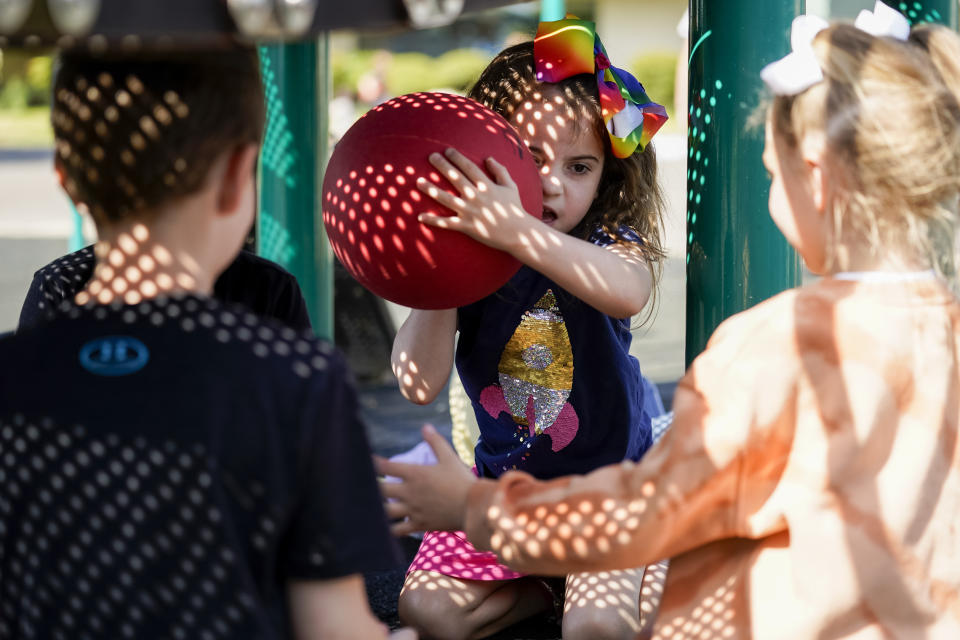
[79,336,150,376]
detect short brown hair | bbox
[52,48,265,226]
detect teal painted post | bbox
[881,1,958,27]
[68,201,84,251]
[540,0,565,21]
[258,38,334,340]
[684,2,804,367]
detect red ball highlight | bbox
[322,91,542,309]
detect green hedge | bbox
[333,48,488,98]
[0,50,54,108]
[629,51,678,119]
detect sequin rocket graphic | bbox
[480,290,580,452]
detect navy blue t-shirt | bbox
[0,294,396,639]
[456,227,653,480]
[18,246,312,333]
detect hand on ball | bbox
[417,148,539,253]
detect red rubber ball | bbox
[322,91,542,310]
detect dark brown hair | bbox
[52,48,265,226]
[468,42,667,289]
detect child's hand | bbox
[417,148,537,253]
[375,424,477,536]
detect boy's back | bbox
[0,293,395,638]
[0,44,408,640]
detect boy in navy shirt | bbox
[0,48,408,639]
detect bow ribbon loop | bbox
[760,14,829,96]
[854,1,911,39]
[594,51,611,71]
[761,2,911,96]
[534,16,668,158]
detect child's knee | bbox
[562,604,640,640]
[398,576,472,640]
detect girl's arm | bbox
[417,149,653,319]
[391,308,457,405]
[504,221,653,320]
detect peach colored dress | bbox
[464,277,960,639]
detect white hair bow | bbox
[760,14,829,96]
[760,2,911,96]
[854,1,911,39]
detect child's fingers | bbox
[485,157,516,188]
[417,213,460,230]
[441,147,489,186]
[428,152,476,197]
[384,500,409,521]
[421,424,460,465]
[378,478,406,501]
[374,456,408,480]
[390,518,419,537]
[417,178,467,212]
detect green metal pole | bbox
[881,1,958,27]
[68,201,84,252]
[684,1,804,367]
[540,0,565,22]
[257,38,334,340]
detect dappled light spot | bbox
[71,230,201,308]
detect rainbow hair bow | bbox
[534,16,668,158]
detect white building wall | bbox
[594,0,687,65]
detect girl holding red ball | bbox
[389,17,670,640]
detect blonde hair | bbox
[770,23,960,279]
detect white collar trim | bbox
[832,270,936,283]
